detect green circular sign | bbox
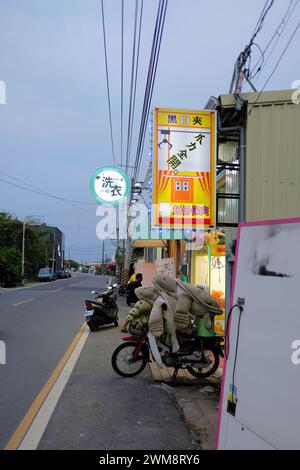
[89,166,131,206]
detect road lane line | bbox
[19,327,89,450]
[4,322,87,451]
[51,288,63,293]
[13,298,34,307]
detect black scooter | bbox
[84,282,118,331]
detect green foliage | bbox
[65,259,79,270]
[0,211,51,286]
[0,247,22,287]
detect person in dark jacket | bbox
[121,273,143,332]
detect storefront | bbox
[191,229,226,336]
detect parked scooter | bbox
[111,322,224,379]
[84,281,118,331]
[118,284,128,296]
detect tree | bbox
[0,212,52,285]
[64,259,79,270]
[0,247,22,287]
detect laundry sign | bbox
[152,108,216,229]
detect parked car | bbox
[37,268,57,282]
[64,269,71,278]
[56,269,67,279]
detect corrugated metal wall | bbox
[246,100,300,220]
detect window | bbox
[175,181,181,191]
[183,181,189,191]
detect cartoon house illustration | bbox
[171,177,193,203]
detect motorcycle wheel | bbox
[111,341,147,377]
[87,318,99,332]
[187,347,219,379]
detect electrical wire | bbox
[132,0,168,182]
[125,0,139,172]
[249,0,276,47]
[0,172,95,206]
[100,0,116,166]
[133,0,165,179]
[127,0,144,170]
[250,0,269,40]
[231,306,243,406]
[248,20,300,115]
[136,0,168,180]
[230,0,276,93]
[250,0,298,80]
[225,303,243,407]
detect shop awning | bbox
[132,239,166,249]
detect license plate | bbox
[84,310,94,318]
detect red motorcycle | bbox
[111,324,223,379]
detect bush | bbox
[0,247,22,287]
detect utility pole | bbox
[116,205,120,281]
[101,240,105,275]
[21,220,26,285]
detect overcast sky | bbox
[0,0,299,262]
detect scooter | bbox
[111,322,224,379]
[118,284,128,297]
[84,282,119,331]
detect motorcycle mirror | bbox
[108,285,113,290]
[113,283,118,288]
[92,290,99,295]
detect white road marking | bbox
[51,288,63,293]
[18,327,89,450]
[0,274,81,295]
[13,298,34,307]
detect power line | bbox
[125,0,139,171]
[248,20,300,115]
[100,0,116,166]
[0,171,95,206]
[127,0,144,171]
[136,0,168,180]
[132,0,168,182]
[250,0,298,80]
[250,0,270,40]
[229,0,276,93]
[250,0,276,46]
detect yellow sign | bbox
[152,108,216,229]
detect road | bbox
[0,273,109,449]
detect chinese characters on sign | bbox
[167,133,205,172]
[90,166,130,205]
[153,108,216,228]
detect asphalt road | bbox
[0,273,110,449]
[38,298,197,450]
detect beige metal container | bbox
[220,90,300,221]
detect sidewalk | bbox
[37,299,219,450]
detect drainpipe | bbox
[216,108,246,223]
[216,107,246,319]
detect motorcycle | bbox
[84,281,119,331]
[111,322,224,379]
[118,284,128,297]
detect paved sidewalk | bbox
[38,299,199,450]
